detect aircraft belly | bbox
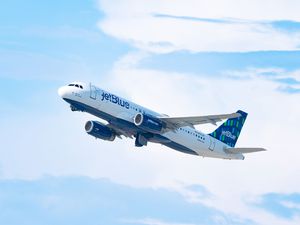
[161,131,228,159]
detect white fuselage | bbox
[58,82,244,160]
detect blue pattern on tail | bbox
[209,110,247,147]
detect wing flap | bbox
[225,148,267,154]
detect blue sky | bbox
[1,1,300,225]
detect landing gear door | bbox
[90,83,97,100]
[209,137,216,151]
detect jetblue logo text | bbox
[221,130,236,140]
[101,92,130,109]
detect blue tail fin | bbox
[209,110,247,147]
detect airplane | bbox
[58,81,266,160]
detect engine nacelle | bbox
[134,113,163,133]
[85,121,116,141]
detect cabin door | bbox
[90,83,97,100]
[209,137,216,151]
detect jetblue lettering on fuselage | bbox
[101,92,130,109]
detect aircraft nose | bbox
[58,86,68,98]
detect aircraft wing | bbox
[225,148,267,154]
[158,112,241,130]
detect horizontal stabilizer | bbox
[225,148,266,154]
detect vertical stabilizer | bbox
[209,110,247,147]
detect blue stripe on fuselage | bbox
[63,98,198,156]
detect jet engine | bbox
[134,113,163,133]
[85,121,116,141]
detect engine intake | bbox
[85,121,116,141]
[134,113,163,133]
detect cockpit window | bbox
[68,83,83,89]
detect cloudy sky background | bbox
[1,0,300,224]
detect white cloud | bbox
[222,67,300,81]
[221,67,300,93]
[286,70,300,82]
[97,0,300,52]
[281,201,300,210]
[180,0,300,21]
[98,0,300,21]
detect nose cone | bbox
[58,86,69,98]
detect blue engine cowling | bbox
[134,113,163,133]
[85,121,116,141]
